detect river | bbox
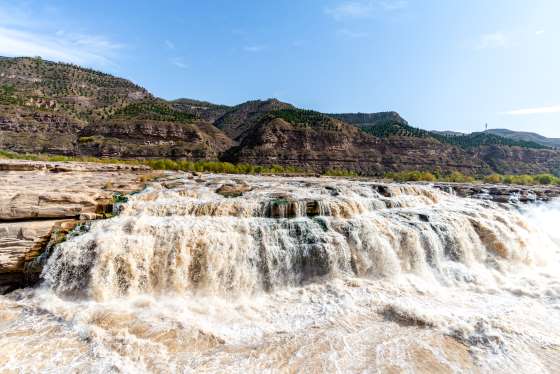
[1,174,559,373]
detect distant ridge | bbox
[2,56,560,176]
[484,128,560,149]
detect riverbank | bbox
[0,160,158,293]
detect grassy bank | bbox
[386,170,560,186]
[0,149,349,176]
[1,149,558,185]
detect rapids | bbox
[1,173,559,373]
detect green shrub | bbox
[535,174,556,185]
[442,171,475,183]
[324,169,358,177]
[78,136,95,143]
[484,174,503,184]
[503,175,534,185]
[385,171,437,182]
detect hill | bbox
[0,57,233,158]
[1,56,560,176]
[339,115,547,150]
[484,128,560,149]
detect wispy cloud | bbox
[243,45,265,53]
[475,32,508,50]
[170,57,188,69]
[379,0,408,11]
[325,0,407,20]
[535,30,545,35]
[325,1,375,19]
[0,26,122,67]
[164,40,175,49]
[502,105,560,115]
[0,4,122,67]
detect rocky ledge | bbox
[0,160,156,293]
[432,182,560,203]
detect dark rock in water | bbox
[306,201,321,217]
[419,214,430,222]
[216,182,252,198]
[263,198,323,218]
[375,185,392,197]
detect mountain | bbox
[0,57,233,158]
[170,98,231,123]
[1,56,560,176]
[484,128,560,149]
[338,116,547,149]
[214,99,293,141]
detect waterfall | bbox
[42,175,556,300]
[2,174,559,373]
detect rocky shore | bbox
[0,160,155,293]
[431,182,560,203]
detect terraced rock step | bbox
[0,160,156,293]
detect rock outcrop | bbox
[432,182,560,203]
[222,115,489,175]
[0,160,156,293]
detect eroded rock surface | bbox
[0,160,155,293]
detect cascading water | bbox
[1,173,559,373]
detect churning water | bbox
[1,174,559,373]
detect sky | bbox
[1,0,559,137]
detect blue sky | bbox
[1,1,559,137]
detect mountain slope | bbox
[330,111,408,128]
[222,107,489,174]
[484,128,560,149]
[214,99,293,141]
[0,57,232,158]
[336,114,547,150]
[2,56,560,176]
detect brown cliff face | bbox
[78,119,233,160]
[222,115,488,175]
[1,56,560,176]
[471,145,560,175]
[0,106,85,155]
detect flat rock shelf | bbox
[0,160,154,293]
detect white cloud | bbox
[0,26,121,67]
[325,0,407,20]
[379,1,408,11]
[502,105,560,115]
[535,30,545,35]
[475,32,508,49]
[243,45,265,53]
[170,57,188,69]
[325,1,375,19]
[164,40,175,49]
[0,4,122,68]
